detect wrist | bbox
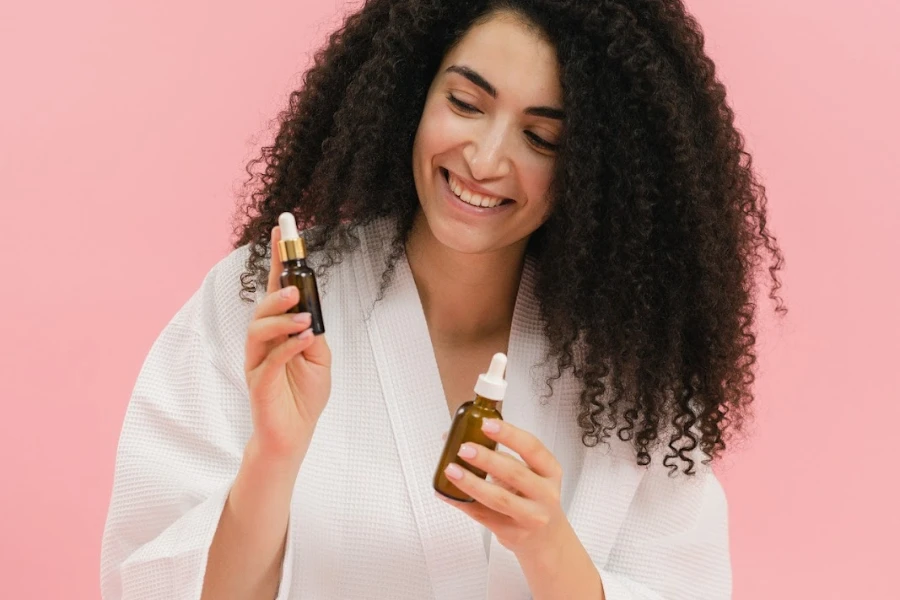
[516,521,604,600]
[229,435,307,520]
[516,518,573,569]
[247,424,315,468]
[241,434,307,490]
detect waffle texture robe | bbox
[101,217,732,600]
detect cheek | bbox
[518,158,556,208]
[416,102,468,163]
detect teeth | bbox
[447,172,504,208]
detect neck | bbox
[405,211,527,347]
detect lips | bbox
[440,168,513,208]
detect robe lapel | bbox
[566,446,643,568]
[354,218,488,600]
[483,257,644,596]
[489,443,644,600]
[485,257,564,600]
[354,218,597,600]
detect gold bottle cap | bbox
[278,236,307,261]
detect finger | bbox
[441,463,546,526]
[255,329,317,384]
[245,313,313,371]
[248,313,312,345]
[482,449,519,495]
[254,284,301,321]
[435,491,515,529]
[457,443,557,503]
[267,226,282,295]
[481,420,562,481]
[490,450,524,493]
[291,332,331,369]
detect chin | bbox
[417,206,497,255]
[412,165,528,255]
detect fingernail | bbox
[482,419,501,433]
[444,463,464,480]
[280,286,296,299]
[457,444,476,459]
[292,312,311,322]
[298,329,313,339]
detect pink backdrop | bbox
[1,1,897,598]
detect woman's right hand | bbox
[243,225,333,462]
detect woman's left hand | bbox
[435,418,571,559]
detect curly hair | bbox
[232,0,787,475]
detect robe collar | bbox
[352,217,641,599]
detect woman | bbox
[101,1,786,599]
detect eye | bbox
[447,94,481,114]
[525,131,558,152]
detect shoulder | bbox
[168,245,257,381]
[185,228,369,362]
[163,217,394,380]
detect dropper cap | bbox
[277,212,308,261]
[473,353,508,401]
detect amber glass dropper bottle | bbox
[278,212,325,335]
[434,352,508,502]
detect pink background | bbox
[1,1,898,598]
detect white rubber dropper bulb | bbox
[278,212,300,240]
[474,352,508,401]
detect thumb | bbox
[299,332,331,368]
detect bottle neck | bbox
[473,394,500,408]
[282,257,308,268]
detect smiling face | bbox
[411,10,564,255]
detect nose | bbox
[463,122,512,181]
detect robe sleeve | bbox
[597,464,732,600]
[100,288,296,599]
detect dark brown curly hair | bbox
[232,0,787,475]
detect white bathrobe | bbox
[100,217,732,600]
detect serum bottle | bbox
[434,352,508,502]
[278,212,325,335]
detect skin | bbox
[407,10,562,414]
[203,10,604,600]
[409,11,606,600]
[409,10,562,344]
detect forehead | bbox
[440,13,562,107]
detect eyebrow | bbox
[445,65,565,120]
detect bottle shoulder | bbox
[280,261,315,276]
[454,400,502,420]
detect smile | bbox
[441,169,512,209]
